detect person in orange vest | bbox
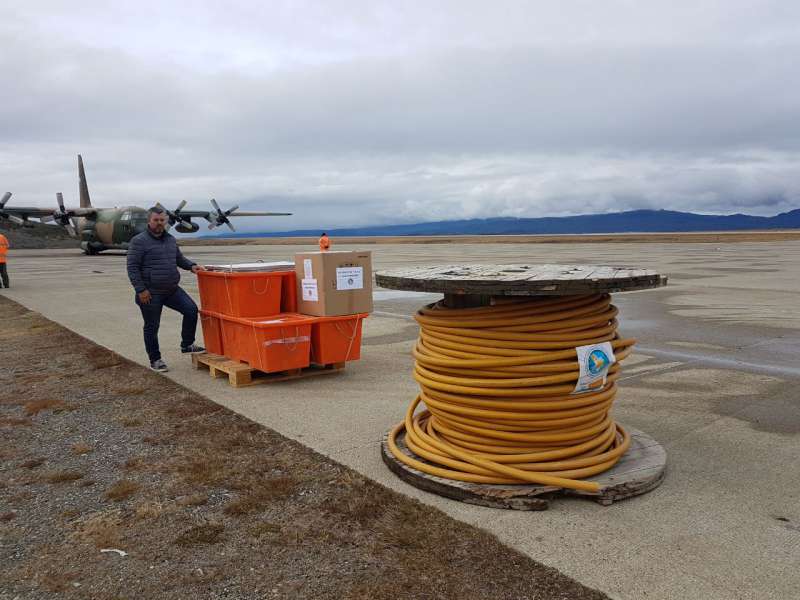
[0,232,9,288]
[318,232,331,252]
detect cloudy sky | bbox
[1,1,799,232]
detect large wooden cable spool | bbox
[376,264,668,510]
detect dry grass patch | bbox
[174,522,224,547]
[105,479,140,502]
[40,571,79,593]
[327,477,396,525]
[223,476,296,516]
[23,399,66,416]
[44,470,84,484]
[120,417,143,427]
[85,346,123,370]
[166,401,221,420]
[179,565,225,587]
[175,492,209,507]
[123,456,146,470]
[175,454,227,486]
[71,441,93,455]
[0,511,16,522]
[0,416,32,427]
[27,321,59,332]
[13,373,53,386]
[134,501,166,520]
[250,521,282,538]
[373,507,432,550]
[6,491,34,505]
[124,386,148,396]
[20,457,45,469]
[73,510,123,548]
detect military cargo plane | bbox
[0,156,291,254]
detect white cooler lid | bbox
[203,261,295,272]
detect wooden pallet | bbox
[191,353,345,387]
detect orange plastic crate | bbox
[197,270,285,317]
[216,312,314,373]
[310,313,367,365]
[280,272,297,312]
[199,310,224,355]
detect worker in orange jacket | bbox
[0,232,9,288]
[318,232,331,252]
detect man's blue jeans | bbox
[136,287,198,362]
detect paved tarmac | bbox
[3,241,799,600]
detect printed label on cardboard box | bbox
[572,342,616,394]
[301,278,319,301]
[336,266,364,290]
[303,259,313,279]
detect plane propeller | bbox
[41,193,78,237]
[1,193,27,226]
[157,201,199,233]
[207,198,239,232]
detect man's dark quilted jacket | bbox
[126,229,195,294]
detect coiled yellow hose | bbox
[387,293,635,493]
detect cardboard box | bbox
[294,251,373,316]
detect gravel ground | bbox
[0,296,608,600]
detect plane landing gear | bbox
[81,242,102,255]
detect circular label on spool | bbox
[587,349,611,375]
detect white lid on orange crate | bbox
[204,261,295,272]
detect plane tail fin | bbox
[78,154,92,208]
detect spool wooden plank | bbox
[375,264,667,296]
[381,426,666,511]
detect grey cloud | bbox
[1,2,799,232]
[5,34,800,155]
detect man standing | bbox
[126,206,205,372]
[0,232,9,288]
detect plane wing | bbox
[0,192,95,228]
[158,198,291,233]
[1,206,57,219]
[0,206,96,219]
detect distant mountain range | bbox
[212,208,800,238]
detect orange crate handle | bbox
[334,316,363,362]
[251,277,272,295]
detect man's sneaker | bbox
[150,359,169,372]
[181,344,205,354]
